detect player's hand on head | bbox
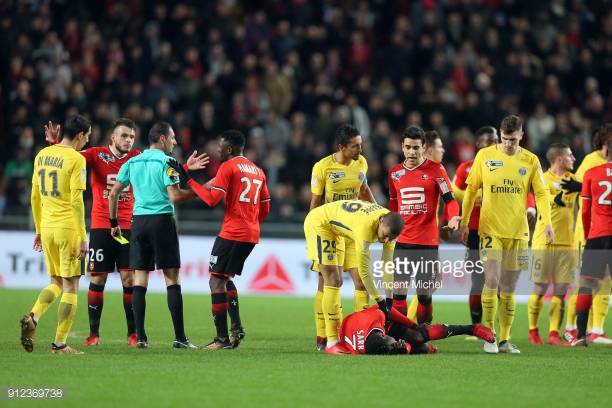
[44,121,61,144]
[186,150,210,171]
[33,234,42,252]
[559,178,582,194]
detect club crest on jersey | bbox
[485,160,503,171]
[421,174,428,181]
[518,167,527,176]
[391,169,405,180]
[358,172,366,182]
[329,171,346,183]
[98,152,115,164]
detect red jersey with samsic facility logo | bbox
[211,156,270,243]
[337,306,386,354]
[81,146,141,230]
[388,159,454,245]
[454,160,480,230]
[581,163,612,239]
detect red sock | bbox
[393,300,407,316]
[575,294,592,314]
[426,324,447,340]
[211,291,229,339]
[469,294,481,312]
[417,303,433,324]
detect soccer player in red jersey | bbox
[387,126,461,324]
[572,139,612,346]
[328,305,495,355]
[172,130,271,350]
[452,126,498,325]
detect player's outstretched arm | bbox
[30,175,42,252]
[167,184,197,204]
[186,179,224,207]
[310,194,323,210]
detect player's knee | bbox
[209,274,227,291]
[120,272,134,287]
[91,273,108,286]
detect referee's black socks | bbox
[132,285,147,341]
[167,284,187,342]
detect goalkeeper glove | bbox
[560,178,582,194]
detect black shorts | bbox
[209,236,255,277]
[87,229,131,274]
[581,236,612,280]
[394,243,439,288]
[467,229,484,290]
[130,214,180,271]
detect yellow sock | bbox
[354,290,369,312]
[31,284,62,321]
[527,294,543,330]
[407,295,418,321]
[548,296,564,333]
[498,292,515,342]
[592,293,610,333]
[587,307,593,332]
[314,290,326,339]
[481,287,498,332]
[566,291,577,329]
[54,292,77,345]
[322,286,341,343]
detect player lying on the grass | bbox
[328,304,495,354]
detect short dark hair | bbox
[62,115,91,140]
[424,130,440,148]
[112,117,136,131]
[402,126,425,144]
[500,115,523,134]
[220,129,246,148]
[475,126,497,138]
[364,331,389,355]
[592,123,611,150]
[148,121,172,144]
[545,143,570,165]
[382,212,404,237]
[335,124,360,147]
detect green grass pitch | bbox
[2,289,610,407]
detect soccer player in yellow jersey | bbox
[527,143,579,346]
[562,124,612,344]
[20,115,91,355]
[304,200,403,353]
[310,124,376,350]
[460,115,553,354]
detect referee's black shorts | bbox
[130,214,180,271]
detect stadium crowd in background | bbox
[1,0,611,222]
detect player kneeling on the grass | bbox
[304,200,403,353]
[170,130,271,350]
[109,122,208,349]
[328,305,495,355]
[571,139,612,347]
[21,115,91,355]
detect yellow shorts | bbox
[41,228,84,278]
[531,246,578,284]
[479,233,529,271]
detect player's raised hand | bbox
[185,150,210,171]
[44,121,61,144]
[33,234,42,252]
[77,240,88,260]
[544,225,554,246]
[459,225,469,246]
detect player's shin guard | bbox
[565,291,578,330]
[31,284,61,322]
[132,286,147,341]
[87,283,104,335]
[167,285,186,342]
[576,289,593,339]
[392,294,408,316]
[548,296,565,334]
[226,280,242,331]
[211,291,229,339]
[416,295,433,324]
[481,287,498,332]
[498,292,515,342]
[54,292,77,345]
[469,294,482,324]
[122,286,135,335]
[314,290,326,340]
[527,294,543,330]
[354,290,369,312]
[322,286,341,343]
[407,295,418,321]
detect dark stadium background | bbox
[1,0,610,236]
